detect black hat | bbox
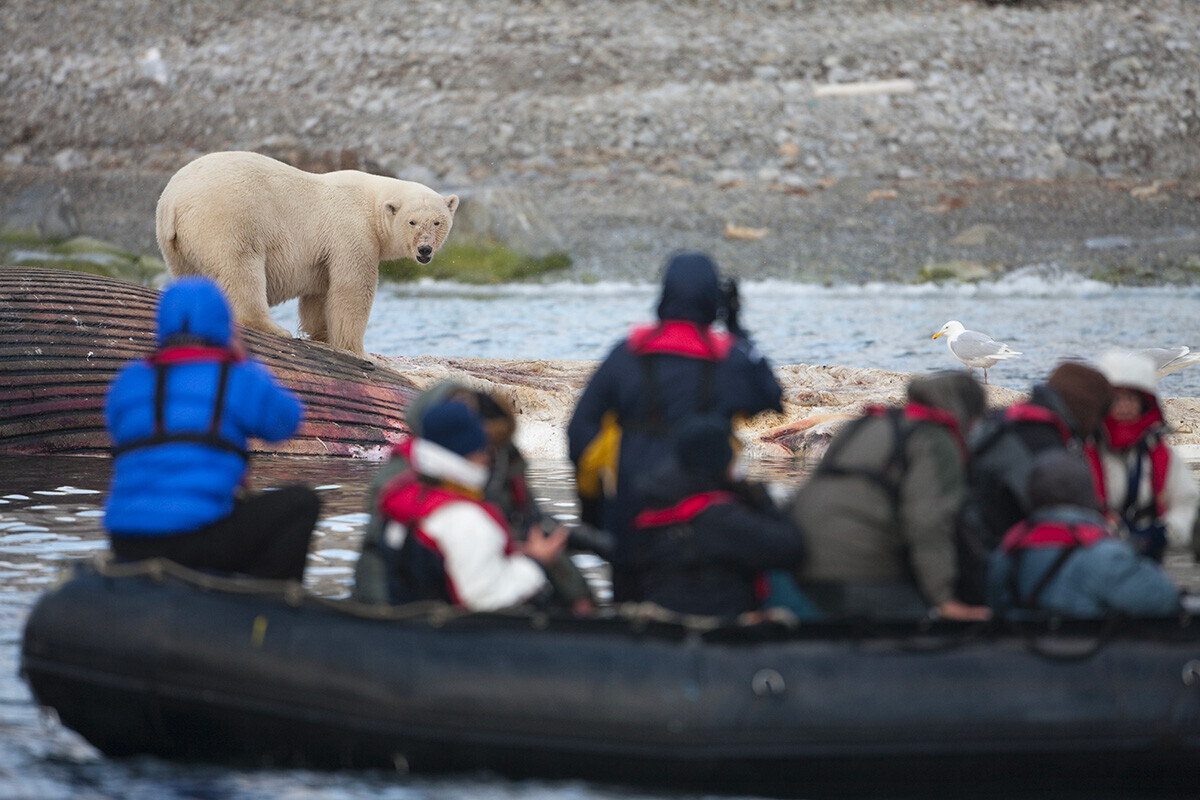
[1027,450,1101,512]
[673,415,734,479]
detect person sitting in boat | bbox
[987,449,1181,618]
[1096,350,1199,562]
[567,250,783,603]
[787,371,993,621]
[104,276,319,581]
[373,399,569,611]
[354,381,594,612]
[962,360,1113,551]
[632,414,808,618]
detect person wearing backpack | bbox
[987,449,1180,618]
[962,360,1112,551]
[567,251,783,602]
[786,371,991,621]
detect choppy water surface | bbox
[0,454,801,800]
[5,274,1200,799]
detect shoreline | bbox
[3,166,1199,286]
[380,355,1200,464]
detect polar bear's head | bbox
[383,191,460,264]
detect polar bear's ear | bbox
[385,203,399,216]
[445,195,460,214]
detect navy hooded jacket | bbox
[567,252,783,579]
[104,278,304,535]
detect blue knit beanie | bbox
[420,401,488,457]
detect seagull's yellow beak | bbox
[932,332,943,340]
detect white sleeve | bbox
[422,501,548,611]
[1162,447,1199,549]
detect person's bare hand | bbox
[523,524,568,566]
[935,599,992,621]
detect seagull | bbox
[1128,346,1200,380]
[932,320,1021,384]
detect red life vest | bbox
[999,518,1109,552]
[633,490,771,601]
[379,469,519,605]
[632,490,738,530]
[1103,412,1172,518]
[997,514,1110,611]
[864,401,967,460]
[148,344,243,366]
[627,321,735,360]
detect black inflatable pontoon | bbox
[20,559,1200,796]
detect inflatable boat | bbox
[0,266,417,458]
[20,558,1200,796]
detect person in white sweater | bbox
[375,400,567,610]
[1097,350,1199,561]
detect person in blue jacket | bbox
[104,277,319,581]
[567,251,783,601]
[987,449,1180,618]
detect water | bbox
[4,274,1200,798]
[273,269,1200,397]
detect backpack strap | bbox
[815,408,914,520]
[112,358,245,459]
[1006,524,1082,611]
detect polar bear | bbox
[155,150,459,357]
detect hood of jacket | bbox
[906,370,986,434]
[156,277,233,348]
[655,251,723,326]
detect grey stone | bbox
[0,183,80,241]
[450,187,567,258]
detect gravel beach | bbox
[2,0,1199,282]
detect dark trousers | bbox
[110,484,320,581]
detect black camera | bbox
[540,519,617,560]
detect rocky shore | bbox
[2,0,1199,282]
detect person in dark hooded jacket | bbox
[963,360,1113,551]
[567,251,783,602]
[105,277,319,581]
[633,415,806,618]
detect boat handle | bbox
[752,668,786,697]
[1183,660,1200,686]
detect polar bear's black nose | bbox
[417,245,433,258]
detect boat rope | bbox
[68,554,1189,651]
[79,552,474,625]
[73,552,800,634]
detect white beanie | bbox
[1098,350,1160,398]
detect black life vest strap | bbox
[630,354,716,436]
[816,409,912,519]
[1120,441,1160,526]
[1007,525,1081,610]
[112,359,246,460]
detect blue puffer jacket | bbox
[987,507,1180,618]
[104,278,304,535]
